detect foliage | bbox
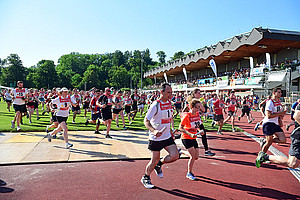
[170,51,185,61]
[156,51,167,64]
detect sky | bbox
[0,0,300,67]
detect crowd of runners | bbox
[1,81,299,188]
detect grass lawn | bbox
[0,100,237,133]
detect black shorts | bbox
[182,139,199,149]
[263,122,283,136]
[83,102,90,109]
[6,100,12,103]
[228,111,235,116]
[125,105,131,114]
[72,106,80,112]
[241,107,250,117]
[91,112,101,121]
[51,112,58,122]
[57,116,68,124]
[175,103,182,110]
[148,137,175,151]
[289,136,300,159]
[113,108,122,114]
[34,101,39,109]
[13,104,27,113]
[214,114,224,121]
[204,104,208,113]
[132,103,138,111]
[101,107,112,121]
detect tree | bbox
[156,51,166,64]
[81,64,109,90]
[170,51,185,61]
[109,65,128,89]
[0,54,27,87]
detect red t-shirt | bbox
[180,112,202,140]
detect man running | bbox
[212,94,226,135]
[256,98,300,169]
[223,91,238,132]
[85,89,102,134]
[11,81,28,131]
[71,88,81,123]
[141,83,179,189]
[98,87,113,139]
[255,88,287,167]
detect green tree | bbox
[170,51,185,61]
[81,64,109,90]
[109,65,128,89]
[0,54,27,87]
[156,51,166,64]
[30,60,58,89]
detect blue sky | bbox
[0,0,299,67]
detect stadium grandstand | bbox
[144,27,300,106]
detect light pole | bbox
[141,51,144,91]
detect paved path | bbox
[0,110,299,199]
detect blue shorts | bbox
[262,122,283,136]
[91,112,101,121]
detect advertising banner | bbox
[250,67,265,76]
[245,77,262,85]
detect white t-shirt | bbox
[145,100,173,141]
[262,99,283,125]
[5,92,12,100]
[12,88,28,105]
[71,94,81,106]
[52,96,74,117]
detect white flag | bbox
[164,73,168,83]
[266,53,271,70]
[183,67,187,81]
[209,59,217,77]
[250,57,254,69]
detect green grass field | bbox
[0,100,237,133]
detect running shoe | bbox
[17,126,21,131]
[47,133,52,142]
[255,151,267,168]
[204,150,215,156]
[46,125,49,133]
[232,128,236,132]
[178,148,182,158]
[58,131,62,135]
[85,119,89,126]
[238,116,241,121]
[129,121,132,125]
[254,123,260,131]
[72,121,75,123]
[217,131,223,135]
[29,121,32,124]
[42,111,46,115]
[37,117,40,120]
[248,120,252,124]
[186,172,197,181]
[259,138,266,149]
[211,121,215,127]
[11,121,15,129]
[94,130,101,134]
[105,134,112,139]
[286,124,290,131]
[154,165,163,178]
[141,175,155,189]
[66,142,73,149]
[123,126,128,130]
[116,124,119,128]
[52,134,57,139]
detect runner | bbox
[27,89,38,123]
[223,91,238,132]
[11,81,28,131]
[112,90,127,129]
[178,99,205,180]
[46,89,60,138]
[47,87,76,148]
[141,83,179,189]
[238,96,254,123]
[33,89,40,120]
[130,89,139,121]
[256,88,287,159]
[286,98,300,131]
[4,89,12,112]
[124,91,133,125]
[71,88,81,123]
[98,87,113,138]
[212,94,226,135]
[138,92,146,117]
[83,91,92,119]
[172,91,183,119]
[256,101,300,169]
[85,89,102,134]
[38,88,46,110]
